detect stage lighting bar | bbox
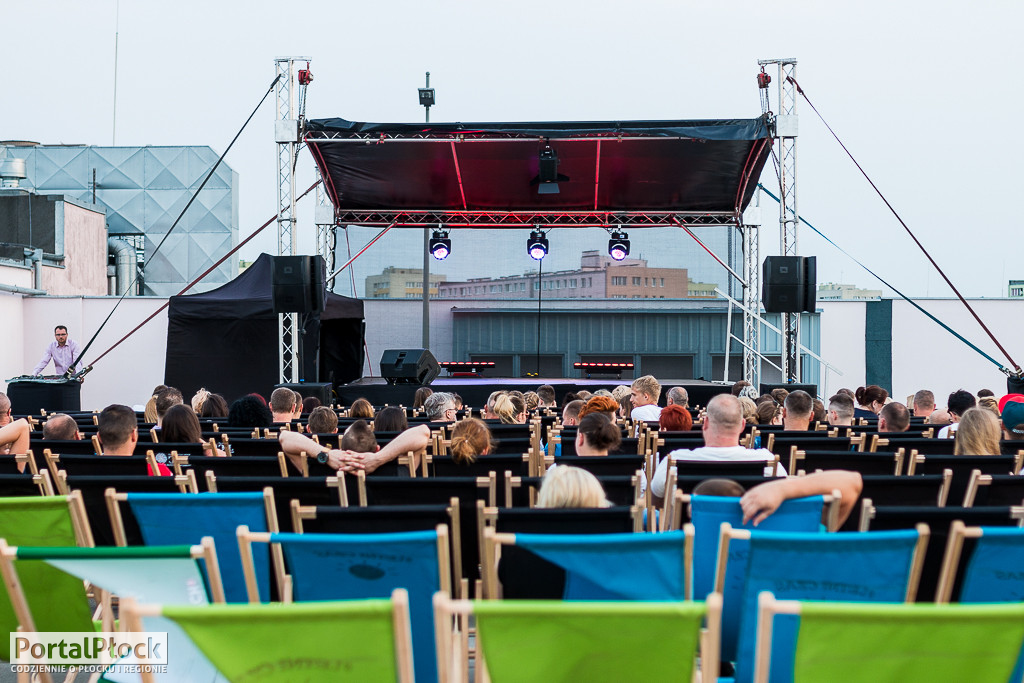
[527,229,549,260]
[573,362,635,369]
[439,361,496,369]
[429,229,451,260]
[608,230,630,261]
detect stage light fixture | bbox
[608,230,630,261]
[527,229,549,260]
[531,145,569,195]
[429,229,451,260]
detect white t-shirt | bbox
[631,404,662,422]
[937,423,959,439]
[650,445,785,498]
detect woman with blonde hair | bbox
[536,465,611,508]
[449,418,493,465]
[493,393,526,424]
[953,407,1002,456]
[737,396,758,426]
[143,384,167,424]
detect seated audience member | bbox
[574,413,621,456]
[492,393,525,425]
[659,404,693,432]
[575,390,593,402]
[617,394,632,419]
[953,407,1001,455]
[938,389,977,438]
[197,393,229,419]
[978,388,995,398]
[373,406,408,433]
[0,392,11,427]
[770,388,790,406]
[737,397,758,426]
[227,395,273,429]
[485,391,505,419]
[854,384,888,420]
[926,408,952,426]
[536,385,557,408]
[306,406,339,434]
[578,396,619,422]
[348,397,375,420]
[738,385,760,401]
[154,387,183,428]
[651,394,786,505]
[412,387,433,411]
[191,388,212,415]
[291,390,304,422]
[524,391,540,413]
[452,394,464,412]
[877,401,910,433]
[755,401,782,426]
[42,413,81,441]
[827,393,855,427]
[692,478,746,497]
[536,465,611,508]
[667,386,690,408]
[561,400,584,428]
[449,418,493,465]
[0,419,31,465]
[1000,395,1024,440]
[143,385,167,424]
[269,387,297,424]
[160,404,225,457]
[730,381,751,397]
[611,385,630,402]
[279,422,430,474]
[812,399,826,424]
[912,390,936,419]
[424,392,457,423]
[341,420,378,453]
[740,470,863,527]
[977,396,1000,417]
[782,390,814,431]
[97,404,171,475]
[301,396,321,414]
[593,389,614,398]
[630,375,662,421]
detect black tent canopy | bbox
[164,253,364,403]
[305,117,773,227]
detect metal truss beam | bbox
[332,210,739,228]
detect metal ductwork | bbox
[0,158,26,188]
[107,237,138,296]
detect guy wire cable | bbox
[758,184,1011,375]
[786,75,1020,377]
[73,73,283,373]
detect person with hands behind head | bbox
[280,423,432,475]
[739,470,863,528]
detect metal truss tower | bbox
[759,58,800,382]
[742,196,761,388]
[274,57,310,383]
[315,169,337,291]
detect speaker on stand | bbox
[380,349,440,386]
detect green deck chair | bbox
[434,592,722,683]
[122,588,415,683]
[755,592,1024,683]
[0,493,93,661]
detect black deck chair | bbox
[963,472,1024,507]
[426,454,530,478]
[503,473,641,508]
[203,474,345,533]
[550,455,646,478]
[790,449,905,476]
[907,454,1019,506]
[64,474,193,546]
[175,453,290,480]
[840,474,951,531]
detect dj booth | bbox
[5,376,82,414]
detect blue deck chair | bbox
[936,522,1024,682]
[681,493,836,606]
[0,539,227,683]
[111,490,278,603]
[238,526,450,683]
[482,527,692,601]
[719,524,928,683]
[754,592,1024,683]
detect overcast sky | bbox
[4,0,1021,301]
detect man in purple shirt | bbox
[33,325,82,376]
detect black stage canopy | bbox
[305,117,772,227]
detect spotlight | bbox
[530,145,569,195]
[527,229,549,260]
[608,230,630,261]
[429,229,451,260]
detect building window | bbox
[611,276,626,286]
[632,277,641,286]
[660,278,665,287]
[645,277,649,287]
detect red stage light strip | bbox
[440,362,496,367]
[573,362,634,369]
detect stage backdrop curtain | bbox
[165,252,363,403]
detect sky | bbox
[3,0,1022,300]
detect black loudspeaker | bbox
[763,256,816,313]
[272,255,326,314]
[275,382,333,407]
[380,349,440,386]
